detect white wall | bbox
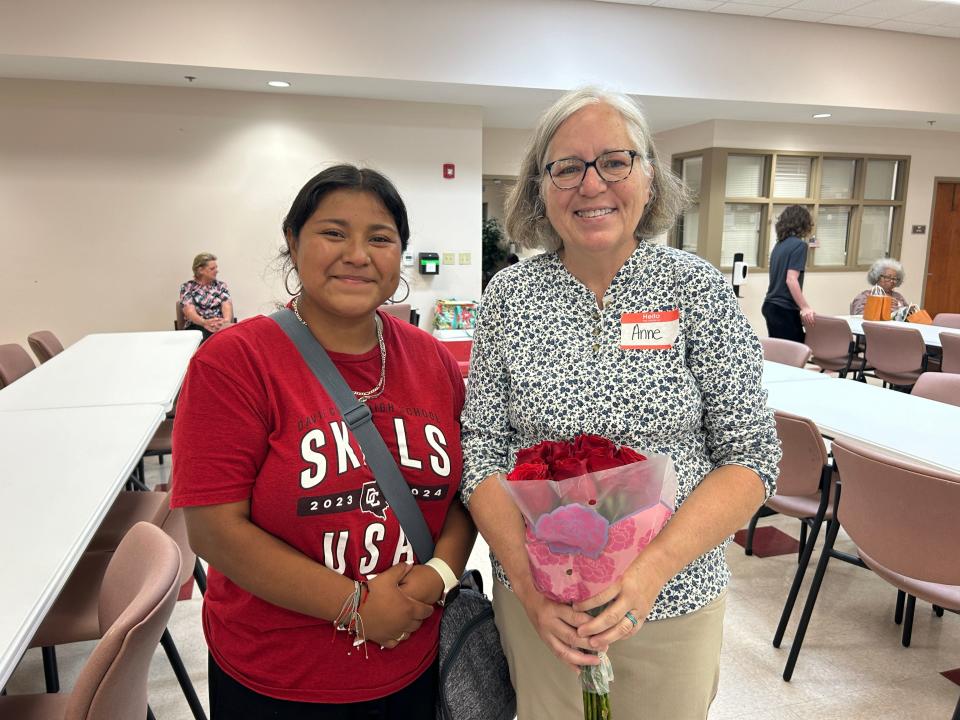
[656,119,960,334]
[0,79,483,346]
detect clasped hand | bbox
[360,563,443,649]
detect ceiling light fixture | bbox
[267,80,291,88]
[812,113,832,119]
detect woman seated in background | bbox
[180,252,233,340]
[172,165,474,718]
[850,258,908,315]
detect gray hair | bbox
[192,252,217,278]
[866,258,904,286]
[504,87,690,252]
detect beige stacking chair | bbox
[803,315,866,380]
[760,337,811,368]
[941,332,960,375]
[911,372,960,408]
[933,313,960,329]
[862,321,927,389]
[0,343,36,388]
[27,330,65,364]
[0,522,181,720]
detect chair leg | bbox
[895,590,906,624]
[934,604,944,617]
[147,705,156,720]
[193,559,207,595]
[161,628,209,720]
[744,511,761,556]
[41,646,59,693]
[798,522,808,563]
[902,595,916,647]
[773,515,825,649]
[952,690,960,720]
[782,516,840,681]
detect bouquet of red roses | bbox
[500,434,678,720]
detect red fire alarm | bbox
[443,163,455,179]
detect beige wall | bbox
[0,79,483,346]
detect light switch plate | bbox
[458,252,472,265]
[442,252,456,265]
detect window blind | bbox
[773,156,812,198]
[725,156,764,198]
[820,159,856,199]
[721,203,761,266]
[814,207,850,266]
[858,206,894,264]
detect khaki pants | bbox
[494,582,726,720]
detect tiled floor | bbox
[6,459,959,719]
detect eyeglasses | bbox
[544,150,639,189]
[878,274,899,282]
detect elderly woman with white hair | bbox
[850,258,909,315]
[460,88,779,719]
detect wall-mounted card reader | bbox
[419,252,440,275]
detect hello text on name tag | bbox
[620,309,680,350]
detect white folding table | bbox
[765,379,960,473]
[838,315,960,350]
[762,360,832,384]
[0,404,165,689]
[0,331,201,413]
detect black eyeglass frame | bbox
[544,149,641,189]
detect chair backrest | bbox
[933,313,960,329]
[0,343,36,388]
[832,438,960,586]
[27,330,65,364]
[774,410,829,497]
[149,489,197,588]
[941,332,960,375]
[66,522,181,720]
[862,321,926,375]
[379,303,412,323]
[803,316,854,365]
[911,372,960,408]
[174,302,186,331]
[760,337,811,368]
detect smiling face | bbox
[286,189,401,323]
[542,103,653,262]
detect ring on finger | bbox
[624,610,639,628]
[396,631,409,642]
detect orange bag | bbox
[907,308,933,324]
[863,286,892,321]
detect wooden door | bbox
[923,181,960,316]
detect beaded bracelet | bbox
[333,580,369,658]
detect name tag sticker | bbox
[620,309,680,350]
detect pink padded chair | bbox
[27,330,65,364]
[862,321,927,389]
[780,439,960,694]
[33,492,207,720]
[0,522,181,720]
[0,343,36,388]
[933,313,960,329]
[802,315,866,379]
[941,332,960,375]
[761,338,811,368]
[911,372,960,407]
[379,302,412,323]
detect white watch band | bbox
[425,557,459,595]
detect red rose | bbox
[546,442,571,466]
[574,434,617,455]
[551,456,589,481]
[617,445,647,464]
[506,461,551,482]
[585,448,623,473]
[515,440,567,466]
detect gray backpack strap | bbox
[270,308,435,562]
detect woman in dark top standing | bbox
[762,205,816,342]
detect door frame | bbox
[921,176,960,309]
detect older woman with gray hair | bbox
[460,87,779,719]
[850,258,909,315]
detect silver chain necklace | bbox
[292,296,387,403]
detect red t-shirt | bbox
[170,311,465,703]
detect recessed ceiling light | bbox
[812,113,832,119]
[267,80,291,88]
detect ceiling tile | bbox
[899,3,960,26]
[721,0,796,7]
[819,13,884,26]
[767,8,833,20]
[842,0,931,20]
[789,0,871,12]
[872,18,937,32]
[652,0,724,9]
[919,23,960,36]
[712,2,777,15]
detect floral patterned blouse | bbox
[179,279,231,328]
[460,243,780,620]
